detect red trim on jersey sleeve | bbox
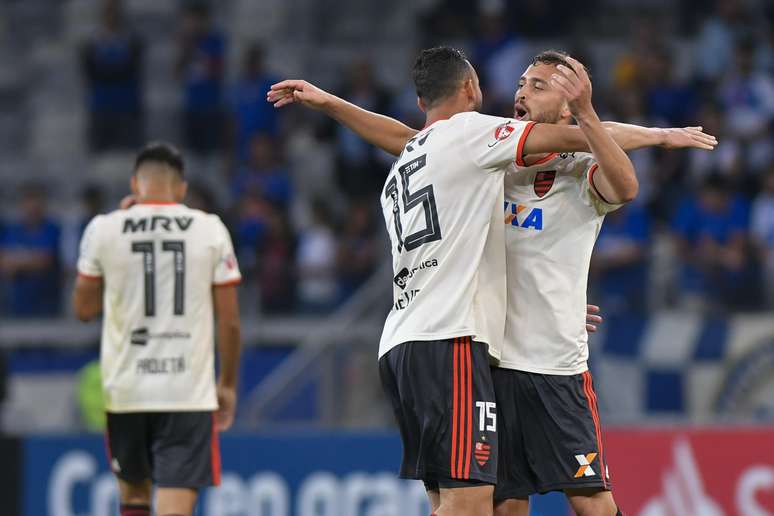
[78,272,103,281]
[213,278,242,287]
[587,163,614,205]
[515,121,538,167]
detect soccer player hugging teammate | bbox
[268,48,717,516]
[73,143,242,516]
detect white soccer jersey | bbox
[501,152,620,375]
[378,112,532,359]
[77,203,241,412]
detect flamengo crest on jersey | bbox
[500,152,621,375]
[377,112,532,360]
[77,204,241,412]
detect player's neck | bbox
[136,192,179,205]
[423,104,467,129]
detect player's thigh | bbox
[565,487,617,516]
[155,487,199,516]
[379,337,498,485]
[491,367,537,502]
[106,412,153,490]
[438,484,494,516]
[423,482,441,513]
[494,497,530,516]
[151,411,220,490]
[519,371,611,492]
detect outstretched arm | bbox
[267,80,418,156]
[601,122,717,151]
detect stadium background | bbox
[0,0,772,514]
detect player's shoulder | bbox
[556,151,596,174]
[452,110,513,127]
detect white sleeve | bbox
[578,154,623,216]
[462,113,535,171]
[212,217,242,286]
[77,216,104,279]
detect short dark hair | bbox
[532,50,592,81]
[134,142,184,177]
[412,46,471,108]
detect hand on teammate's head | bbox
[550,56,593,117]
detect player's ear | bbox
[176,181,188,203]
[560,100,572,121]
[130,175,140,196]
[417,97,427,113]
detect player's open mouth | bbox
[514,104,528,121]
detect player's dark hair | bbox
[532,50,592,82]
[412,46,471,108]
[134,142,184,177]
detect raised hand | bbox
[661,126,718,150]
[266,79,332,110]
[550,56,593,118]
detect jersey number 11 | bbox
[131,240,185,317]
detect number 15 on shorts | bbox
[476,401,497,432]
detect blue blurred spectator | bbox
[0,184,62,317]
[472,5,528,109]
[233,191,269,278]
[641,47,699,127]
[257,204,296,314]
[228,44,280,163]
[80,0,144,152]
[672,174,760,310]
[296,200,338,313]
[337,199,380,301]
[591,204,651,314]
[231,134,292,207]
[716,38,774,177]
[333,60,393,197]
[694,0,763,82]
[176,2,226,154]
[752,165,774,307]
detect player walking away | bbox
[73,142,242,516]
[268,47,662,516]
[267,50,717,516]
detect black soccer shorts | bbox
[105,411,220,489]
[492,368,612,500]
[379,337,498,488]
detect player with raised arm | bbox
[269,47,674,516]
[268,50,717,516]
[73,142,242,516]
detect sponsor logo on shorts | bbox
[111,458,121,473]
[574,452,598,478]
[474,442,491,466]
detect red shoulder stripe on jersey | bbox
[463,337,473,479]
[213,278,242,288]
[451,338,459,478]
[515,121,538,167]
[211,413,222,486]
[78,272,103,281]
[587,164,614,205]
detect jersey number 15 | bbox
[384,153,443,252]
[131,240,185,317]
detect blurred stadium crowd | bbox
[0,0,772,425]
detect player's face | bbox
[513,63,569,124]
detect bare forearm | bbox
[217,319,241,388]
[576,110,638,204]
[601,122,665,151]
[323,94,417,156]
